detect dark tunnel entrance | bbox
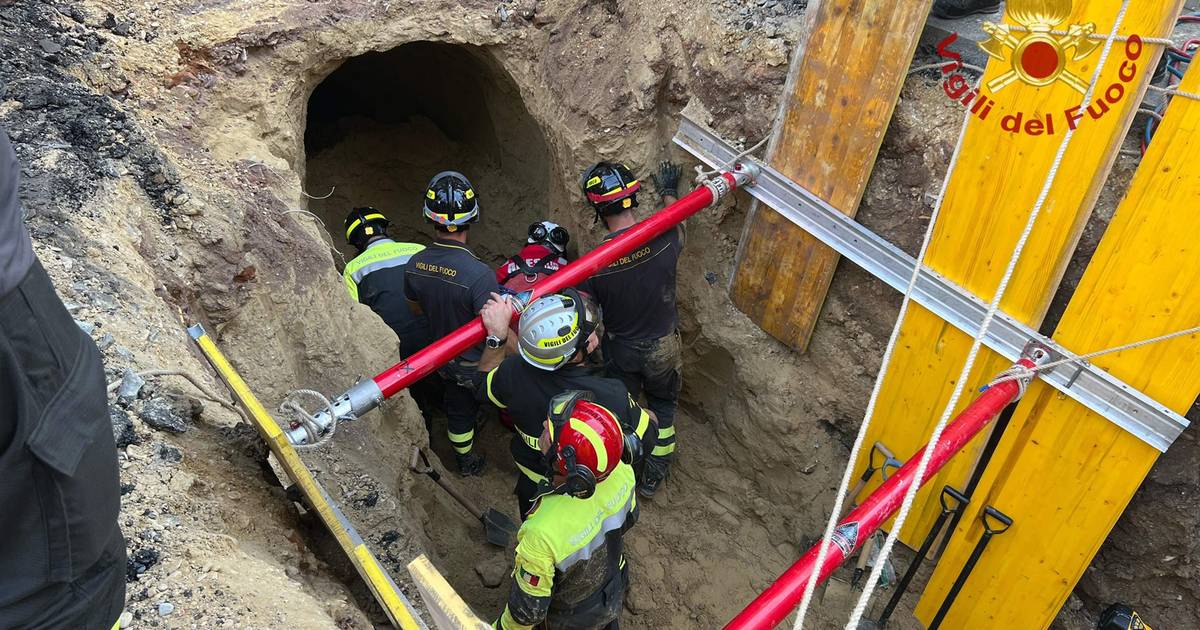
[304,42,552,266]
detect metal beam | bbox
[674,117,1188,452]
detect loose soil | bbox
[2,1,1198,629]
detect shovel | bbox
[410,447,518,547]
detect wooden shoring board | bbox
[851,2,1181,549]
[730,0,934,351]
[189,325,426,630]
[914,61,1200,630]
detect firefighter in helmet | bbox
[578,160,683,498]
[342,207,442,427]
[496,220,571,294]
[475,290,656,518]
[403,171,501,476]
[493,390,639,630]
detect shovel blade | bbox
[482,509,519,547]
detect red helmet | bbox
[545,391,625,497]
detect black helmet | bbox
[581,162,640,221]
[344,207,390,252]
[423,170,480,232]
[1098,604,1151,630]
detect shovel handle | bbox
[411,447,485,521]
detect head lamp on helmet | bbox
[581,162,640,222]
[423,170,480,232]
[516,289,598,371]
[344,207,390,252]
[527,220,570,253]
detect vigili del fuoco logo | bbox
[936,0,1144,136]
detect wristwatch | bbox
[485,334,506,349]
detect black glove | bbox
[650,160,682,199]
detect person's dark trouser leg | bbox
[545,561,627,630]
[642,331,681,461]
[398,327,445,434]
[441,361,484,476]
[515,474,539,521]
[601,336,644,400]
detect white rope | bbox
[692,135,770,183]
[987,324,1200,390]
[1146,84,1200,101]
[279,388,338,450]
[845,2,1134,626]
[789,50,986,630]
[1006,24,1171,46]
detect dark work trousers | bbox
[602,331,681,466]
[0,260,126,629]
[438,359,481,456]
[396,323,444,433]
[545,562,628,630]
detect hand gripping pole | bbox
[286,162,760,444]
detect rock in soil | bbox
[138,396,199,433]
[110,404,138,447]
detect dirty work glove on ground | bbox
[650,160,682,199]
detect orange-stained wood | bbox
[730,0,935,351]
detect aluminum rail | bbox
[673,116,1187,452]
[723,356,1039,630]
[286,163,759,444]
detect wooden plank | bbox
[852,1,1182,549]
[915,60,1200,630]
[730,0,934,351]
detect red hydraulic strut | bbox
[724,356,1039,630]
[285,163,758,444]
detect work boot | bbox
[456,452,486,477]
[931,0,1001,20]
[637,456,669,499]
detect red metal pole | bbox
[724,358,1035,630]
[373,170,746,399]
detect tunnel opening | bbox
[304,41,552,266]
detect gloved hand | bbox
[650,160,682,199]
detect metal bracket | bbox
[674,117,1188,452]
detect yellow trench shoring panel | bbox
[852,0,1182,549]
[407,555,491,629]
[915,60,1200,629]
[189,325,425,630]
[731,0,934,352]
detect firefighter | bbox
[496,220,571,294]
[493,390,638,630]
[0,127,126,628]
[342,207,442,428]
[476,290,655,518]
[404,171,500,476]
[579,160,682,498]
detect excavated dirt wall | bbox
[3,0,1198,628]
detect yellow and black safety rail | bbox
[188,324,425,630]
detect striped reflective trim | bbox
[344,213,388,239]
[634,409,650,439]
[350,254,414,284]
[517,427,541,451]
[651,442,676,456]
[570,418,607,473]
[657,425,675,439]
[485,370,507,408]
[516,462,547,483]
[555,493,633,571]
[448,429,474,454]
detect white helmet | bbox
[517,289,598,371]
